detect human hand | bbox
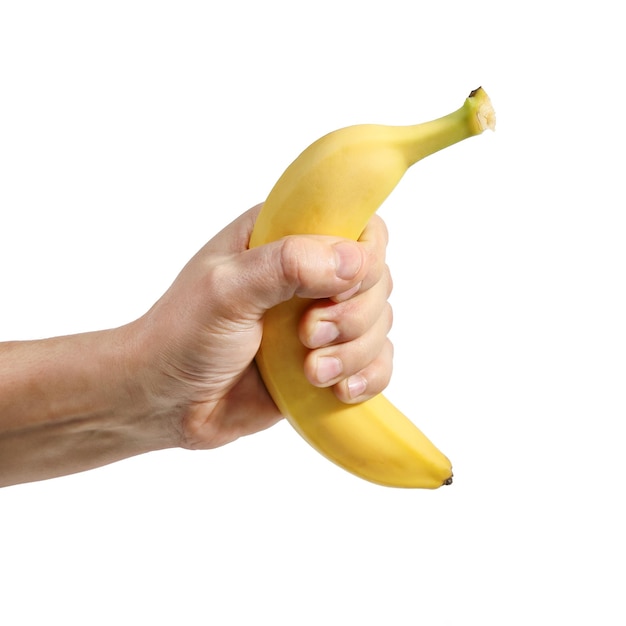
[129,204,393,451]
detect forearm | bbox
[0,326,179,487]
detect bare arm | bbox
[0,329,177,486]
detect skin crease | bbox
[0,204,393,486]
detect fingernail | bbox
[334,242,362,280]
[347,374,367,399]
[309,321,339,347]
[316,356,342,384]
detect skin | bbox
[0,204,393,487]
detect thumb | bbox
[234,235,365,314]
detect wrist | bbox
[102,321,184,451]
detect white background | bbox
[1,1,624,624]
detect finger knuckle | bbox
[278,236,307,290]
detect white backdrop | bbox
[1,1,624,624]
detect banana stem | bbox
[402,87,495,166]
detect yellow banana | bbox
[250,87,495,488]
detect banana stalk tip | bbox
[469,86,496,132]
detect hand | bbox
[0,203,393,486]
[130,204,393,451]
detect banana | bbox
[250,87,495,488]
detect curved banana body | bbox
[250,88,495,488]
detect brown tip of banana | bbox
[443,474,454,486]
[467,87,496,132]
